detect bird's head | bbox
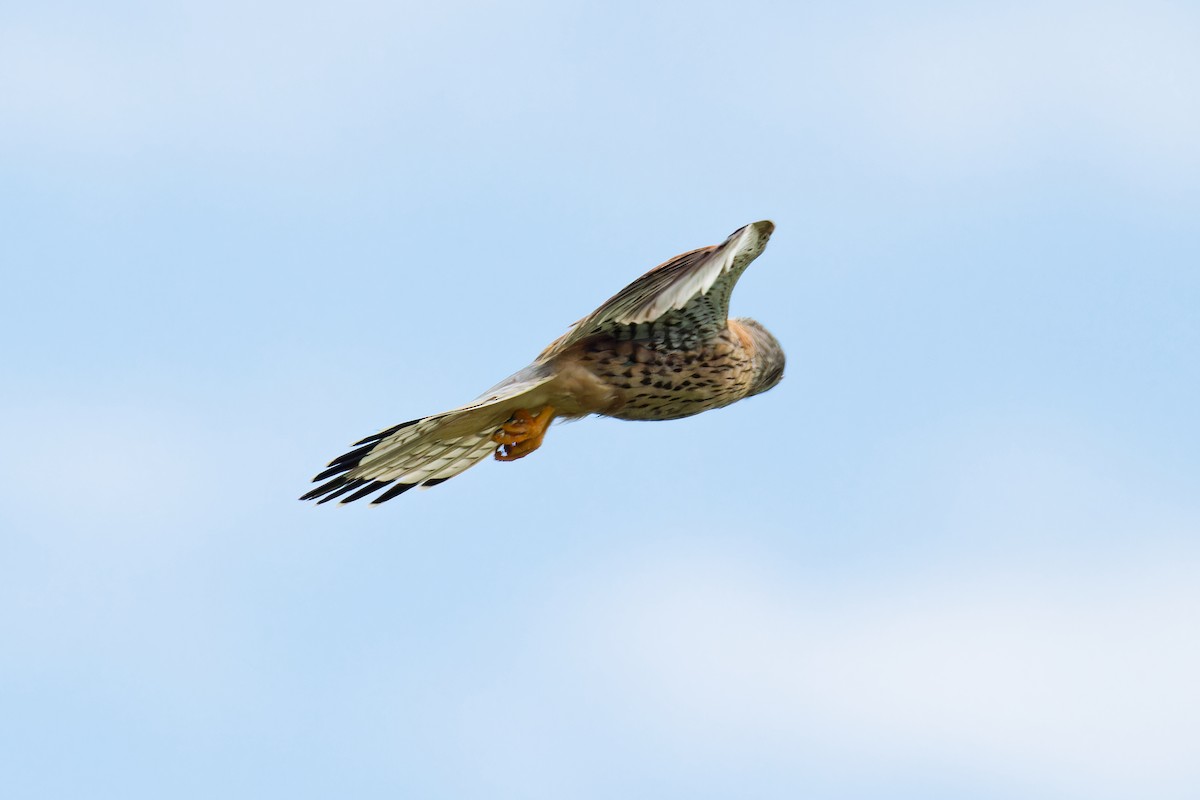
[733,317,785,398]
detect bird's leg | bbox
[492,406,557,461]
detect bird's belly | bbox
[575,334,755,421]
[607,383,744,421]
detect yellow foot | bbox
[492,406,556,461]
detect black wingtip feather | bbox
[422,477,449,488]
[300,475,349,501]
[315,478,368,505]
[353,418,420,447]
[340,480,394,504]
[309,422,414,486]
[327,442,376,469]
[370,482,416,504]
[312,464,347,483]
[305,417,430,505]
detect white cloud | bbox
[7,0,1196,190]
[848,1,1200,180]
[0,0,569,161]
[0,25,140,153]
[555,548,1200,797]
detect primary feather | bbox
[301,373,555,504]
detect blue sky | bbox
[2,1,1198,797]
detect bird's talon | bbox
[492,406,556,461]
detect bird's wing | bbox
[300,370,554,505]
[540,220,774,358]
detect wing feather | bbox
[301,370,555,505]
[540,220,774,358]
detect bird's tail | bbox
[301,371,555,505]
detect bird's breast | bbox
[566,327,756,421]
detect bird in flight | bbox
[302,220,785,505]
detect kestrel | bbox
[301,220,785,505]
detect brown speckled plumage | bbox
[562,324,756,421]
[302,221,785,504]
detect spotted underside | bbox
[566,325,755,421]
